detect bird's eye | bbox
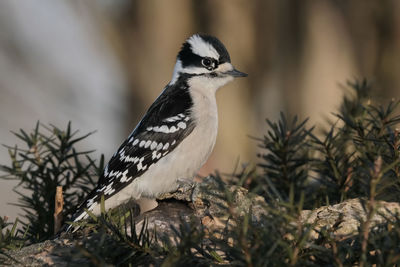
[201,58,214,70]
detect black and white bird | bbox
[66,33,247,231]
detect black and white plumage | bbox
[66,34,247,231]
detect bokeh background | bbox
[1,0,400,220]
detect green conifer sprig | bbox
[0,122,102,242]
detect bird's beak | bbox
[225,67,248,78]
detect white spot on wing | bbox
[159,125,169,133]
[86,196,96,208]
[139,140,146,147]
[104,182,114,195]
[98,185,106,192]
[165,115,181,122]
[136,157,145,171]
[109,170,122,178]
[145,140,152,148]
[156,143,163,150]
[163,143,170,150]
[172,126,179,132]
[105,188,115,195]
[177,122,186,129]
[132,139,139,146]
[125,155,138,163]
[120,170,130,182]
[150,141,157,150]
[119,150,126,161]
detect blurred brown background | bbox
[1,0,400,220]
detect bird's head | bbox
[170,34,247,91]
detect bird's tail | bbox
[64,208,90,233]
[61,190,100,233]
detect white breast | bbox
[101,77,220,212]
[134,80,219,196]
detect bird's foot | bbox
[176,178,196,193]
[157,178,196,202]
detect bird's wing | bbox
[69,85,195,226]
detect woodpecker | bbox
[66,34,247,231]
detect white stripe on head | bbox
[170,59,212,84]
[188,34,219,59]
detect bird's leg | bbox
[176,177,196,193]
[155,178,196,202]
[136,197,158,214]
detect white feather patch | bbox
[169,126,177,133]
[150,141,157,150]
[139,140,146,147]
[177,122,186,129]
[158,125,169,133]
[188,34,219,59]
[145,140,152,148]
